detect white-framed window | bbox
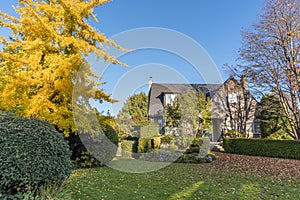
[165,93,177,105]
[228,93,238,104]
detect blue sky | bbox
[1,0,264,115]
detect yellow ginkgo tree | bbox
[0,0,126,136]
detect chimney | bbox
[240,75,248,90]
[148,76,153,92]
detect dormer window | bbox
[165,93,177,105]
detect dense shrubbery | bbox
[138,150,182,162]
[121,140,138,157]
[224,130,246,138]
[138,138,152,153]
[139,122,159,138]
[160,134,174,145]
[68,124,119,168]
[223,138,300,159]
[137,136,214,163]
[0,116,71,199]
[138,137,161,153]
[176,153,216,163]
[138,150,215,163]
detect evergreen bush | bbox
[0,116,71,198]
[223,138,300,159]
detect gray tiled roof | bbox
[148,83,222,118]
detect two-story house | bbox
[148,76,261,141]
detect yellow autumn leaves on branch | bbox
[0,0,126,136]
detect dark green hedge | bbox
[122,140,138,157]
[0,116,71,198]
[223,138,300,159]
[138,137,161,153]
[138,138,152,153]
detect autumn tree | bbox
[236,0,300,139]
[0,0,126,136]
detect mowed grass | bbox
[64,153,300,200]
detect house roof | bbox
[148,83,222,118]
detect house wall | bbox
[211,77,259,138]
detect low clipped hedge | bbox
[138,137,160,153]
[122,140,138,157]
[138,138,152,153]
[223,138,300,159]
[0,116,71,198]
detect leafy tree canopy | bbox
[164,90,212,136]
[116,92,149,138]
[0,0,126,136]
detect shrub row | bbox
[223,138,300,159]
[175,153,216,163]
[138,137,161,153]
[121,140,138,157]
[138,151,216,163]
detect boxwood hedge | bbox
[0,116,71,198]
[223,138,300,159]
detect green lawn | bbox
[64,153,300,200]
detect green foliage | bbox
[137,136,160,153]
[138,138,151,153]
[102,124,119,146]
[0,116,71,198]
[117,93,150,138]
[259,94,291,138]
[0,110,11,118]
[36,182,72,200]
[68,123,118,168]
[127,92,150,126]
[164,100,181,128]
[137,150,182,162]
[225,130,246,138]
[176,153,215,164]
[164,90,212,136]
[198,136,210,158]
[185,137,210,156]
[139,122,159,138]
[223,138,300,159]
[152,137,161,149]
[160,135,175,144]
[121,140,138,157]
[267,132,293,140]
[169,142,179,151]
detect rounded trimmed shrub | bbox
[0,116,71,198]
